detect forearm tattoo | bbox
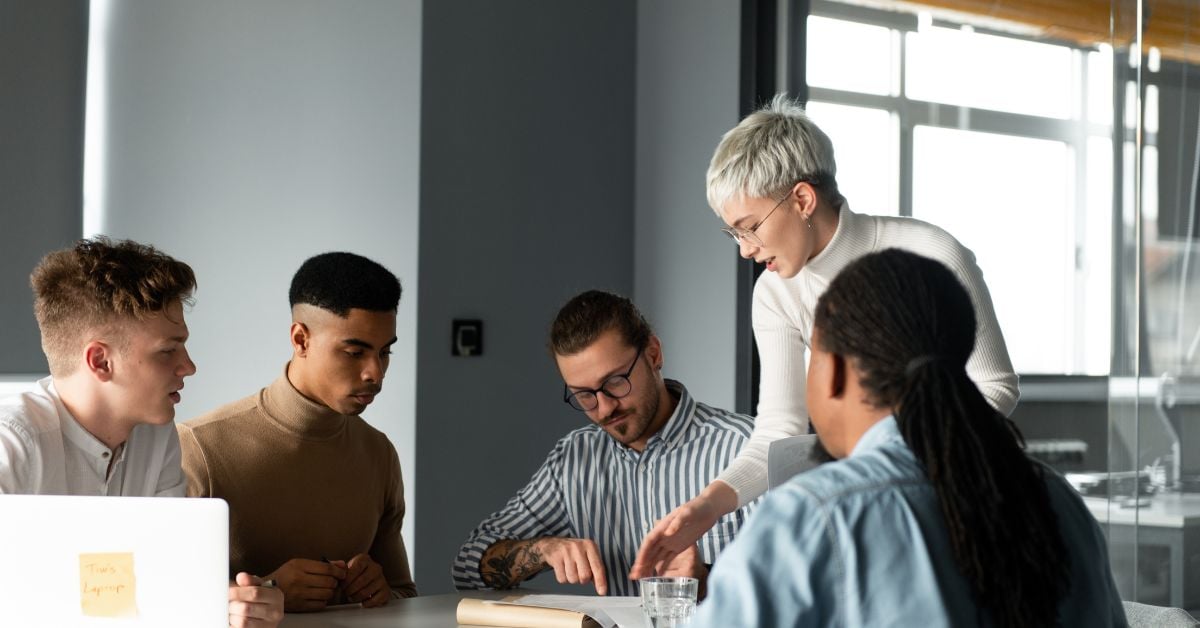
[480,539,547,589]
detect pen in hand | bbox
[321,556,349,605]
[321,555,345,578]
[320,555,364,610]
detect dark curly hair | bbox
[288,252,401,316]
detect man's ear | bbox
[645,335,664,371]
[829,353,847,399]
[290,322,311,357]
[84,341,114,382]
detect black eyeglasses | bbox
[563,346,644,412]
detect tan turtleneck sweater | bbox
[178,368,416,598]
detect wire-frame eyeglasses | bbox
[719,177,821,247]
[562,346,644,412]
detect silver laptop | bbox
[0,495,229,627]
[767,434,821,490]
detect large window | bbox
[802,3,1200,607]
[804,1,1116,375]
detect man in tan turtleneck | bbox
[179,252,416,612]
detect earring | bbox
[805,214,813,230]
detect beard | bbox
[602,392,660,446]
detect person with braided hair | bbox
[687,249,1124,627]
[632,93,1018,580]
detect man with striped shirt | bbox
[451,290,756,596]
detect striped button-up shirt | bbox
[452,380,755,596]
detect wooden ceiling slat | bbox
[885,0,1199,64]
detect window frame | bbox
[804,0,1118,387]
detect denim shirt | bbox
[689,416,1127,628]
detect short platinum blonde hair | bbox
[706,93,841,214]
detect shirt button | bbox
[102,452,110,458]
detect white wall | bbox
[635,0,742,411]
[92,0,422,564]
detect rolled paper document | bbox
[455,597,600,628]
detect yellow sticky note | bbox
[79,552,138,618]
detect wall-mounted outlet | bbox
[452,319,483,357]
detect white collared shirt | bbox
[0,377,185,497]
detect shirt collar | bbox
[645,379,694,450]
[848,414,903,458]
[43,378,120,461]
[262,363,351,440]
[803,200,876,280]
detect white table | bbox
[1083,493,1200,529]
[279,590,541,627]
[1083,493,1200,609]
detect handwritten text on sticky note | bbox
[79,552,138,618]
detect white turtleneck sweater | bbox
[718,203,1020,506]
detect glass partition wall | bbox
[1106,0,1200,608]
[797,0,1200,611]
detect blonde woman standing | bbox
[631,95,1018,578]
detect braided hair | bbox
[812,248,1069,628]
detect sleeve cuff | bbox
[717,462,769,508]
[451,535,499,590]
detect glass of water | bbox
[639,576,698,627]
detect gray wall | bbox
[634,0,742,411]
[1011,401,1109,470]
[93,0,422,560]
[415,0,636,593]
[0,0,88,374]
